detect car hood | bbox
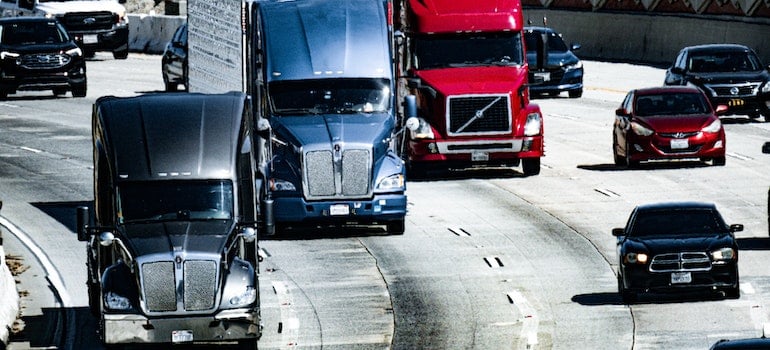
[36,1,125,15]
[120,221,233,257]
[0,42,78,53]
[625,233,734,253]
[686,70,770,84]
[526,51,579,70]
[635,114,716,133]
[414,66,528,96]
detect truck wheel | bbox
[387,219,405,235]
[521,158,540,176]
[87,281,101,317]
[238,339,258,350]
[72,84,87,98]
[113,49,129,60]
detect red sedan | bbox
[613,86,728,167]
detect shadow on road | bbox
[31,201,92,234]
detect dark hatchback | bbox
[524,26,583,98]
[664,44,770,121]
[0,17,86,99]
[161,22,187,91]
[613,202,742,303]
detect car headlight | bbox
[377,174,404,190]
[564,60,583,71]
[712,247,736,262]
[270,178,296,191]
[630,121,654,136]
[761,82,770,94]
[229,286,257,307]
[524,112,542,136]
[409,117,435,140]
[624,252,648,264]
[0,51,19,60]
[65,47,83,57]
[104,291,132,310]
[701,119,722,133]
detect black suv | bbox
[664,44,770,121]
[524,26,584,98]
[0,17,86,99]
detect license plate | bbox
[534,72,551,82]
[172,330,193,343]
[329,204,350,216]
[670,139,689,150]
[83,34,98,44]
[471,151,489,162]
[728,98,744,107]
[671,271,692,284]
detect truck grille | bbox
[705,83,760,97]
[59,11,117,32]
[304,149,371,199]
[649,252,711,272]
[19,53,70,69]
[141,260,218,313]
[447,94,511,135]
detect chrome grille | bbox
[706,83,760,97]
[183,260,217,311]
[447,94,511,135]
[59,11,117,31]
[649,252,711,272]
[19,54,70,69]
[304,149,371,199]
[142,261,177,312]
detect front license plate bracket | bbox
[172,330,193,343]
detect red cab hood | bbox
[415,67,528,96]
[636,114,716,133]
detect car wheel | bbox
[625,143,639,168]
[712,156,726,166]
[613,135,627,166]
[618,274,636,304]
[72,84,87,98]
[724,273,740,299]
[522,157,541,176]
[568,89,583,98]
[386,219,405,235]
[113,49,129,60]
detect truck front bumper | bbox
[407,136,544,166]
[71,26,129,53]
[273,193,407,224]
[102,308,260,345]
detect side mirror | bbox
[571,43,581,51]
[98,231,115,247]
[612,228,625,237]
[762,142,770,154]
[670,66,685,75]
[714,104,729,115]
[241,226,257,243]
[615,108,629,117]
[76,206,90,242]
[729,224,744,233]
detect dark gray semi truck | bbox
[77,92,261,348]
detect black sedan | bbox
[162,22,187,92]
[664,44,770,121]
[613,202,742,303]
[524,26,583,98]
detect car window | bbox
[634,93,709,116]
[688,51,763,72]
[0,21,68,45]
[524,31,569,53]
[630,209,727,236]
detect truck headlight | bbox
[377,174,404,190]
[712,247,736,262]
[523,112,542,136]
[409,118,435,140]
[104,291,132,310]
[229,286,257,307]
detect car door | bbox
[614,91,635,156]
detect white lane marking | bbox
[507,290,538,349]
[272,281,300,347]
[19,146,42,154]
[742,282,755,295]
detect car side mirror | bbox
[714,104,729,115]
[570,43,581,51]
[762,142,770,154]
[615,108,629,117]
[612,228,625,236]
[729,224,744,233]
[670,67,685,75]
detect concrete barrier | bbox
[0,230,19,347]
[128,14,185,54]
[523,9,770,66]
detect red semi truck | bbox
[394,0,544,176]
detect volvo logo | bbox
[730,86,740,95]
[83,17,96,25]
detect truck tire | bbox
[522,158,540,176]
[387,219,405,235]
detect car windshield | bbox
[0,21,68,45]
[634,92,710,116]
[117,180,234,224]
[524,31,569,53]
[687,50,763,72]
[412,32,524,69]
[629,209,728,237]
[269,78,391,115]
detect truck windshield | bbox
[0,21,69,45]
[412,32,524,69]
[117,180,234,224]
[269,78,391,115]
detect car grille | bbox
[649,252,711,272]
[59,11,117,32]
[447,94,511,135]
[304,149,371,199]
[19,53,70,69]
[705,83,760,97]
[658,131,699,138]
[141,260,218,313]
